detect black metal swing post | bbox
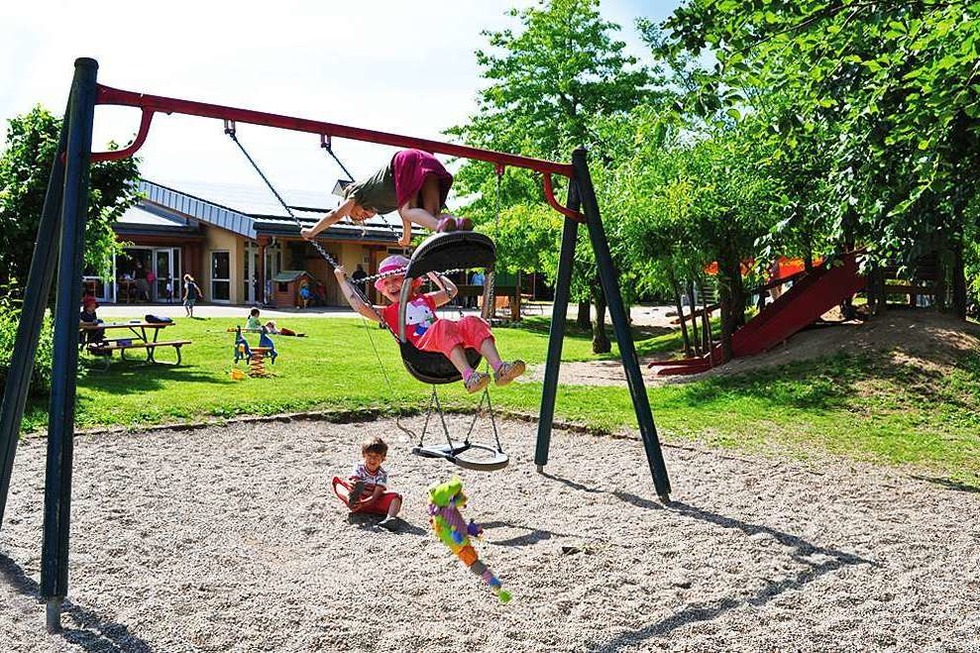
[0,117,70,531]
[42,57,99,632]
[534,149,672,503]
[0,57,98,633]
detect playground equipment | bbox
[379,232,510,472]
[0,59,670,632]
[225,127,508,470]
[233,326,278,377]
[651,252,866,375]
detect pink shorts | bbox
[392,149,453,209]
[332,477,402,515]
[415,316,493,360]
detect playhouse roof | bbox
[271,270,315,283]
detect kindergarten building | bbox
[85,179,409,307]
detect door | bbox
[153,248,179,302]
[211,251,231,303]
[243,245,258,305]
[264,246,281,305]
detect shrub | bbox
[0,290,54,399]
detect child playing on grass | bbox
[300,149,473,247]
[332,436,403,531]
[245,307,302,336]
[333,255,525,394]
[246,307,263,330]
[182,274,202,318]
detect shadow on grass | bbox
[590,500,877,652]
[671,351,978,414]
[0,553,152,652]
[76,363,227,396]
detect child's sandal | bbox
[436,217,458,233]
[347,480,366,510]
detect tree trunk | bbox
[686,281,701,357]
[699,281,713,360]
[591,280,610,354]
[867,266,885,315]
[674,293,693,357]
[952,242,967,318]
[936,249,950,311]
[576,301,591,330]
[717,243,747,364]
[668,271,692,357]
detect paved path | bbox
[97,302,678,328]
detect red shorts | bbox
[332,477,401,515]
[415,316,493,360]
[392,149,453,209]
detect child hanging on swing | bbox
[334,255,525,394]
[300,149,473,248]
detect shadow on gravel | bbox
[478,519,607,547]
[539,471,606,494]
[0,553,153,652]
[910,475,980,493]
[590,501,878,653]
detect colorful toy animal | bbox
[427,476,511,603]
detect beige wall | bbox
[194,229,391,306]
[204,228,240,304]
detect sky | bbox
[1,0,679,201]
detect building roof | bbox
[115,201,202,235]
[127,179,411,243]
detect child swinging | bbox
[334,255,524,393]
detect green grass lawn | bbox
[19,313,980,487]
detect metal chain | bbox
[223,122,396,333]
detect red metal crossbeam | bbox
[92,84,584,221]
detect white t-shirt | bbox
[351,463,388,493]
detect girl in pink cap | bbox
[334,255,524,393]
[301,149,473,248]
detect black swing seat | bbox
[400,342,482,384]
[412,442,510,472]
[397,231,497,384]
[405,230,496,278]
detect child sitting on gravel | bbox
[332,436,403,531]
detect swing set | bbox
[0,58,672,632]
[225,119,505,469]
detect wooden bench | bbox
[86,340,192,370]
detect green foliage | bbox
[659,0,980,270]
[0,105,141,295]
[449,0,665,287]
[0,289,54,398]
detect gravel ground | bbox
[2,416,979,652]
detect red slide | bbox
[652,252,865,376]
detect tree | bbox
[450,0,665,352]
[0,105,141,296]
[659,0,980,316]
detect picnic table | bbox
[79,321,192,371]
